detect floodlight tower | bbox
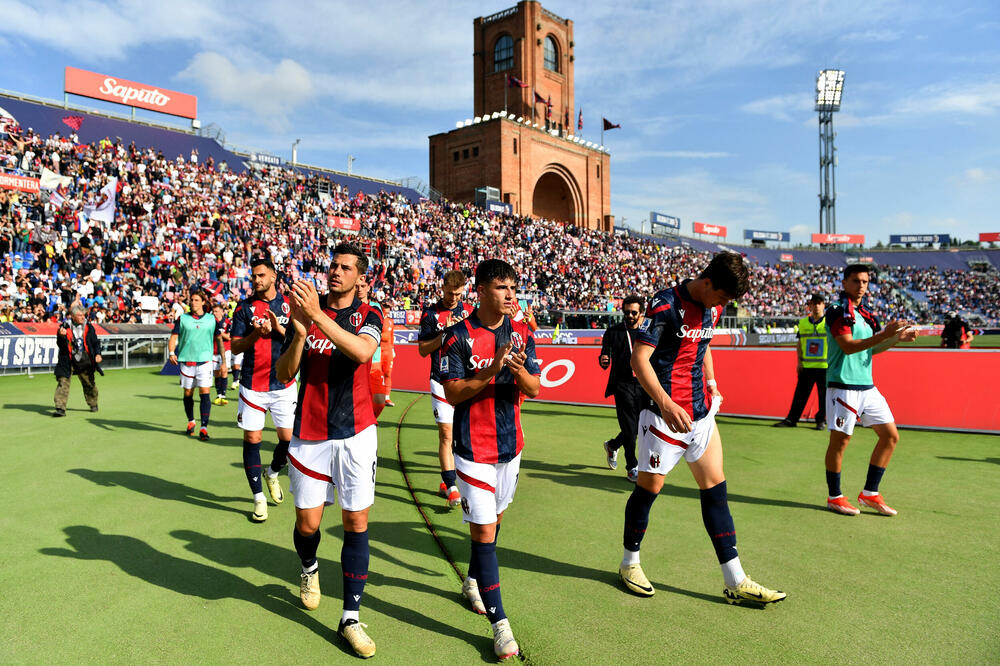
[815,69,844,235]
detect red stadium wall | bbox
[390,345,1000,433]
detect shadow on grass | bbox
[170,528,494,660]
[657,482,827,513]
[84,417,180,434]
[937,455,1000,466]
[519,458,632,494]
[521,405,616,420]
[67,468,248,516]
[40,526,346,651]
[5,402,88,416]
[133,394,181,400]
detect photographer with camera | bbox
[53,305,102,417]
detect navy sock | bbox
[864,465,886,493]
[472,540,505,623]
[233,368,241,384]
[199,393,211,427]
[342,530,370,612]
[243,441,262,494]
[623,485,657,552]
[441,469,457,487]
[468,524,501,580]
[183,394,194,421]
[270,439,290,473]
[699,481,738,564]
[826,470,842,497]
[293,527,320,569]
[215,376,227,397]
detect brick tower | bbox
[428,1,612,231]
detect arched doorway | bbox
[531,167,580,224]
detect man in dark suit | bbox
[599,295,645,482]
[53,305,102,416]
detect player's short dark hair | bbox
[622,294,644,310]
[443,270,466,289]
[189,289,207,302]
[699,252,750,298]
[475,259,517,286]
[809,293,825,304]
[211,302,225,310]
[844,263,871,279]
[332,243,368,273]
[250,255,276,272]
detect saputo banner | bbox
[693,222,727,237]
[391,344,1000,433]
[812,233,865,244]
[64,66,198,119]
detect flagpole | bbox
[532,89,535,125]
[504,76,508,114]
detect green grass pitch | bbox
[1,368,997,663]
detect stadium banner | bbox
[780,253,794,262]
[889,234,950,244]
[812,233,865,244]
[64,66,198,119]
[0,336,60,368]
[391,344,1000,432]
[327,215,361,232]
[980,232,1000,242]
[0,173,40,194]
[487,201,513,215]
[744,229,791,242]
[249,153,282,166]
[693,222,727,237]
[650,211,681,231]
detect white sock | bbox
[861,489,879,497]
[828,494,844,500]
[621,549,640,567]
[721,556,746,588]
[341,610,359,624]
[302,562,318,575]
[265,466,278,479]
[466,576,477,586]
[253,491,265,501]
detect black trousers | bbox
[784,367,827,424]
[609,383,644,470]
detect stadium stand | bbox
[1,96,998,328]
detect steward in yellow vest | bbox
[773,294,828,429]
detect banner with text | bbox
[693,222,727,237]
[650,211,681,231]
[889,234,950,244]
[327,215,361,233]
[64,66,198,119]
[744,229,790,242]
[980,232,1000,243]
[0,173,40,194]
[812,233,865,244]
[391,344,1000,432]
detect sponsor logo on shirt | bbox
[677,324,715,340]
[468,354,495,370]
[305,334,336,354]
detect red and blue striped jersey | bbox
[440,312,540,464]
[231,294,294,392]
[419,301,474,381]
[636,281,721,421]
[286,298,383,441]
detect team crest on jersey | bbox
[349,312,362,328]
[281,302,290,315]
[836,416,846,428]
[510,331,524,351]
[650,453,661,468]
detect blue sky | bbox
[2,0,998,244]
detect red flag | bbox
[507,75,528,88]
[546,96,552,119]
[603,117,621,131]
[62,115,84,132]
[534,91,547,105]
[564,109,569,127]
[578,110,583,131]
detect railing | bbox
[396,176,442,201]
[0,88,195,134]
[482,6,517,24]
[542,7,568,23]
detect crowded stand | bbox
[2,121,998,327]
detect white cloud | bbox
[893,81,1000,116]
[741,93,814,122]
[789,224,810,234]
[840,29,902,42]
[959,167,1000,185]
[178,53,315,126]
[615,150,732,163]
[0,0,233,60]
